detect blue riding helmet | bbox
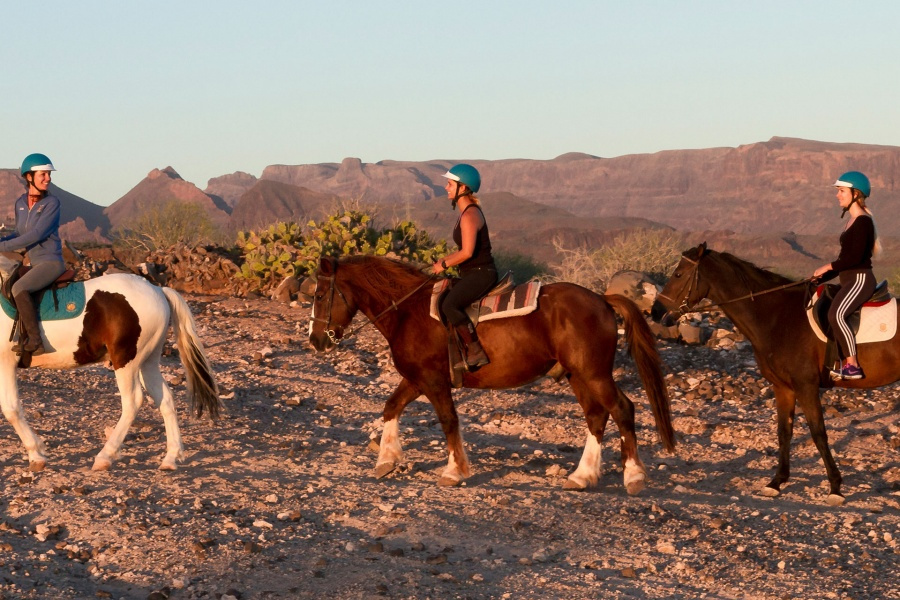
[20,153,56,176]
[442,164,481,193]
[833,171,870,198]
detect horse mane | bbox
[339,255,429,298]
[710,250,795,290]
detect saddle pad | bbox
[0,282,87,321]
[806,290,897,344]
[430,279,541,323]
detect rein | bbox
[660,253,814,317]
[311,264,438,344]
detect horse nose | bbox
[650,300,679,327]
[307,333,330,353]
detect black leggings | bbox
[441,267,498,327]
[827,269,876,359]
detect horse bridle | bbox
[309,259,437,345]
[658,252,813,321]
[309,269,350,345]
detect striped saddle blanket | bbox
[430,277,541,325]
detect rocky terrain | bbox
[0,292,897,599]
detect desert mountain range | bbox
[2,137,899,276]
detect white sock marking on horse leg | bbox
[442,428,469,483]
[377,418,403,466]
[568,431,602,488]
[624,457,647,487]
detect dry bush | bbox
[547,229,682,292]
[112,199,221,252]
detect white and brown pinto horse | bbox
[0,271,220,472]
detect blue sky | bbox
[3,1,899,206]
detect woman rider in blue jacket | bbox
[0,153,66,356]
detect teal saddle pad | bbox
[0,282,87,321]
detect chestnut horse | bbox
[652,242,898,505]
[308,255,674,493]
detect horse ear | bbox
[698,241,708,256]
[319,256,336,275]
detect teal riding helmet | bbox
[833,171,870,197]
[20,153,56,176]
[442,164,481,193]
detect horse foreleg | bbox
[797,387,844,505]
[761,385,796,497]
[375,378,420,479]
[93,367,141,471]
[0,360,48,470]
[141,363,184,471]
[425,384,469,487]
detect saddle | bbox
[429,272,541,326]
[430,272,543,387]
[806,280,896,367]
[0,259,83,322]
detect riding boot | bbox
[453,322,489,371]
[13,292,45,356]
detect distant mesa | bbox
[1,138,899,257]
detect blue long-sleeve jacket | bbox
[0,193,63,264]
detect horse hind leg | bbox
[564,416,608,490]
[93,366,142,471]
[140,361,184,471]
[617,389,648,496]
[569,377,646,495]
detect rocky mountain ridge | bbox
[3,137,899,274]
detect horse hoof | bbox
[438,475,462,487]
[825,494,845,507]
[29,461,46,473]
[374,462,396,479]
[158,461,177,472]
[759,486,780,497]
[563,478,588,491]
[625,477,646,496]
[92,458,112,471]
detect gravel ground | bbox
[0,294,898,599]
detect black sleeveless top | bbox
[452,204,494,274]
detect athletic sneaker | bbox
[830,363,865,380]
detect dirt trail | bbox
[0,295,897,599]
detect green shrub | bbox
[235,221,306,288]
[234,211,450,292]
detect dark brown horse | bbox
[652,242,900,505]
[308,255,674,493]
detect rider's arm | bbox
[0,197,60,253]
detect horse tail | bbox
[604,294,675,452]
[162,287,221,420]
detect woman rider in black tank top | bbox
[432,164,498,370]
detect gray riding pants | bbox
[11,261,66,298]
